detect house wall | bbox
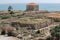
[26,5,39,11]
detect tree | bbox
[8,6,13,12]
[8,6,14,14]
[50,26,60,40]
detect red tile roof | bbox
[27,3,38,6]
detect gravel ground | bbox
[0,35,20,40]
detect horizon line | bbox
[0,3,60,4]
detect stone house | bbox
[26,3,39,11]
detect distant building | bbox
[26,3,39,11]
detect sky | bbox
[0,0,60,4]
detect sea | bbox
[0,3,60,11]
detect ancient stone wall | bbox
[11,19,53,30]
[35,19,53,29]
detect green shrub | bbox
[1,16,10,19]
[10,11,14,14]
[35,30,40,34]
